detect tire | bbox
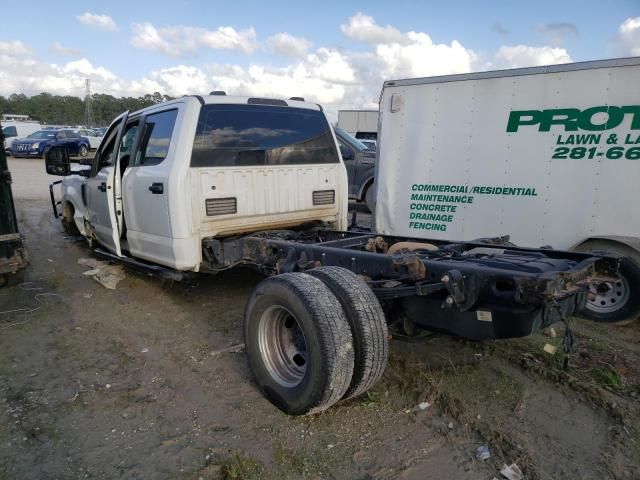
[579,256,640,324]
[78,144,88,158]
[365,183,376,213]
[62,203,81,236]
[308,266,388,399]
[244,273,355,415]
[62,218,80,236]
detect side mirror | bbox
[339,145,354,160]
[45,146,71,176]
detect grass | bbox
[217,453,266,480]
[273,443,356,480]
[591,366,625,390]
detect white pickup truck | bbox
[46,94,620,414]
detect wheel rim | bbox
[257,305,308,387]
[587,275,630,314]
[80,146,87,157]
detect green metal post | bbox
[0,124,28,285]
[0,126,20,235]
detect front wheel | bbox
[244,273,355,415]
[579,256,640,324]
[78,145,88,158]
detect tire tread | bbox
[308,266,388,399]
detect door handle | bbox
[97,182,107,192]
[149,182,164,194]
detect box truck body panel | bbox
[376,58,640,251]
[337,110,379,139]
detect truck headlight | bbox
[31,142,40,150]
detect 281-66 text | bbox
[552,146,640,160]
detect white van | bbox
[2,121,42,154]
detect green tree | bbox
[0,91,175,126]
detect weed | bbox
[217,453,266,480]
[592,366,625,390]
[359,389,385,407]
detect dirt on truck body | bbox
[1,157,639,480]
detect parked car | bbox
[11,129,90,158]
[72,128,104,150]
[2,121,42,154]
[334,127,376,212]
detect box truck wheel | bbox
[244,272,355,415]
[308,266,389,400]
[580,256,640,324]
[574,240,640,324]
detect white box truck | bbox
[376,57,640,323]
[337,110,379,140]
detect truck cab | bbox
[49,95,348,271]
[334,127,376,211]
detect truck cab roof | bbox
[131,95,322,118]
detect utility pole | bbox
[84,78,94,127]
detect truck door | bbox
[85,112,128,256]
[121,108,178,267]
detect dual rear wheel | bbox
[244,267,388,415]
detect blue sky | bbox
[1,0,639,115]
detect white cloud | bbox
[338,13,477,83]
[376,33,476,79]
[63,59,118,82]
[491,45,571,69]
[50,41,82,57]
[266,33,312,58]
[0,14,582,121]
[144,65,210,96]
[203,47,357,109]
[0,40,32,56]
[76,12,118,32]
[130,22,257,56]
[0,43,147,98]
[341,12,408,45]
[613,17,640,56]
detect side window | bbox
[97,137,117,170]
[337,139,353,159]
[56,131,67,140]
[117,122,139,171]
[2,126,17,138]
[135,110,177,166]
[90,120,123,176]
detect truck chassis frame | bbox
[202,229,619,340]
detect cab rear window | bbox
[191,104,339,167]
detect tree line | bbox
[0,92,174,126]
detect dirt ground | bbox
[1,157,639,480]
